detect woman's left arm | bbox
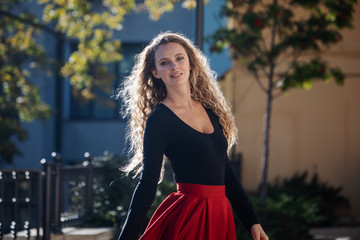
[224,157,260,232]
[224,156,268,239]
[251,224,269,240]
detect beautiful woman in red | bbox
[117,32,268,240]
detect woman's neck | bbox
[163,84,194,109]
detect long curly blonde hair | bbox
[118,32,237,178]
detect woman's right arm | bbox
[118,113,165,240]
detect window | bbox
[69,43,144,120]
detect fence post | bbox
[24,171,31,240]
[41,158,52,240]
[37,167,43,240]
[83,152,94,220]
[10,171,19,239]
[0,171,4,240]
[52,152,63,234]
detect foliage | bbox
[235,171,350,240]
[145,0,197,20]
[87,153,136,230]
[0,1,52,163]
[211,0,357,201]
[147,180,177,219]
[0,0,195,164]
[212,0,356,88]
[87,153,176,237]
[266,171,350,226]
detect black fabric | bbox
[118,104,259,240]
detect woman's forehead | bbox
[154,42,187,59]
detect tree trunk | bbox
[260,85,273,202]
[259,0,277,203]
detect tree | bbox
[0,0,196,164]
[211,0,357,202]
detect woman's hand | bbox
[251,224,269,240]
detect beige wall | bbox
[220,3,360,220]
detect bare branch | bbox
[261,36,269,53]
[261,65,270,79]
[279,49,302,80]
[249,49,271,78]
[252,70,268,93]
[276,50,296,68]
[0,10,58,35]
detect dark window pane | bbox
[69,42,144,120]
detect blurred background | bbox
[0,0,359,239]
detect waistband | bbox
[176,183,226,197]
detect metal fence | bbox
[0,169,43,240]
[0,153,106,240]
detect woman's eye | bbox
[160,61,168,66]
[177,56,184,61]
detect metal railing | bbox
[0,169,43,240]
[0,152,106,240]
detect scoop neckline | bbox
[159,103,215,135]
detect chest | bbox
[163,111,228,160]
[169,106,214,135]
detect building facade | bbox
[9,1,232,168]
[219,2,360,221]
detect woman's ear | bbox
[152,69,160,79]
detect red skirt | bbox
[139,183,236,240]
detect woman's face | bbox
[152,42,192,90]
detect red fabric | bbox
[139,183,236,240]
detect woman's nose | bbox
[170,61,178,69]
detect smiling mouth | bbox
[171,73,182,78]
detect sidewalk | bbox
[3,227,114,240]
[310,227,360,240]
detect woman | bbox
[117,32,268,240]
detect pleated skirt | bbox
[139,183,236,240]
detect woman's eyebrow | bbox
[158,53,185,62]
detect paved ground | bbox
[310,227,360,240]
[5,226,360,240]
[3,227,114,240]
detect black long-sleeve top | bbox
[118,103,259,240]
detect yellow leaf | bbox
[303,81,313,90]
[4,74,11,81]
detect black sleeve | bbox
[118,113,166,240]
[225,156,260,233]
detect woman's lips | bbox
[171,72,182,78]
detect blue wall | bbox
[204,0,232,77]
[10,1,232,168]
